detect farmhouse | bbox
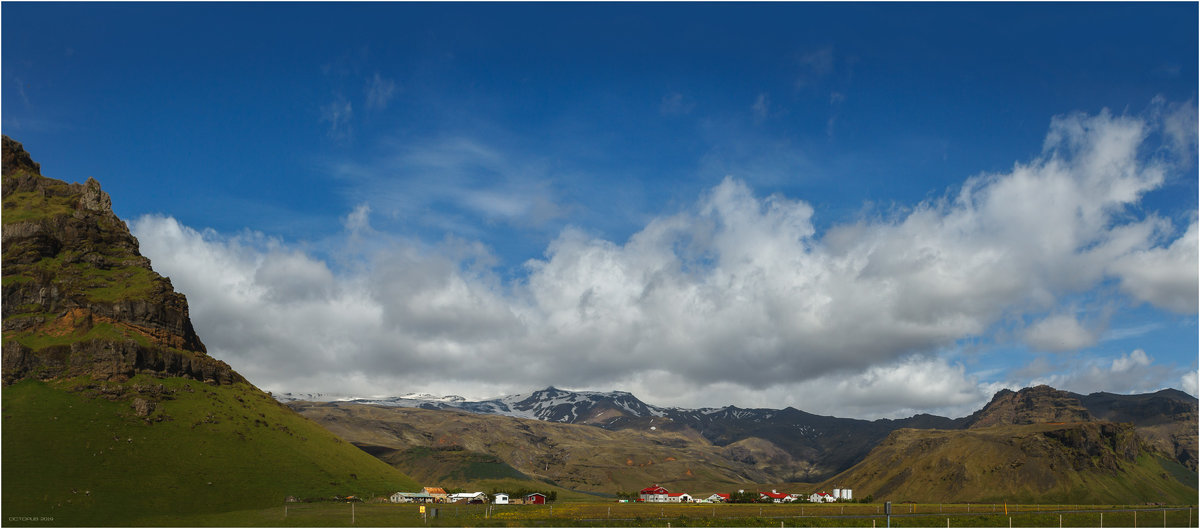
[524,493,548,504]
[704,493,730,503]
[809,492,834,503]
[760,490,793,503]
[639,485,670,502]
[493,493,509,505]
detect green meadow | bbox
[2,377,418,527]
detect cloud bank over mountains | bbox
[132,106,1198,419]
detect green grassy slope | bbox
[2,376,418,526]
[825,423,1198,504]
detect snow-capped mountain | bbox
[278,386,670,424]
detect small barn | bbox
[704,493,730,503]
[493,493,509,505]
[450,492,488,504]
[423,487,449,503]
[524,493,548,505]
[666,492,693,503]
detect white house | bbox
[493,493,509,505]
[809,492,835,503]
[666,493,693,503]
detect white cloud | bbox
[1182,370,1199,397]
[320,96,353,139]
[1030,348,1181,395]
[1023,313,1099,352]
[132,106,1197,415]
[365,73,397,111]
[333,136,567,232]
[1109,219,1198,314]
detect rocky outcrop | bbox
[2,135,239,386]
[966,385,1094,428]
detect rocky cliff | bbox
[965,385,1094,428]
[1,135,240,385]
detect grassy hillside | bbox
[825,423,1198,504]
[2,376,418,526]
[291,402,776,496]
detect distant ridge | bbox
[286,383,1199,480]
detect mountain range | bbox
[281,383,1198,481]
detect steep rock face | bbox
[1,136,239,385]
[966,385,1094,428]
[1076,389,1199,472]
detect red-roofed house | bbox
[759,490,793,503]
[639,485,670,503]
[809,492,835,503]
[705,493,730,503]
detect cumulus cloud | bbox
[1023,313,1100,352]
[132,106,1198,415]
[1109,219,1198,313]
[1030,349,1183,395]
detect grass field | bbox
[112,501,1200,527]
[2,377,418,527]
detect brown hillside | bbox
[290,402,812,494]
[824,422,1197,504]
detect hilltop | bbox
[1,136,418,526]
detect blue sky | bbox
[4,3,1197,418]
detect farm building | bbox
[390,491,434,503]
[450,492,488,504]
[639,485,670,502]
[494,493,509,505]
[760,490,793,503]
[809,492,835,503]
[423,487,449,503]
[666,493,693,503]
[833,488,852,500]
[524,493,548,504]
[704,493,730,503]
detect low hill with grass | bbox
[1,136,418,526]
[824,420,1197,504]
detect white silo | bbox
[832,488,841,500]
[843,489,852,500]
